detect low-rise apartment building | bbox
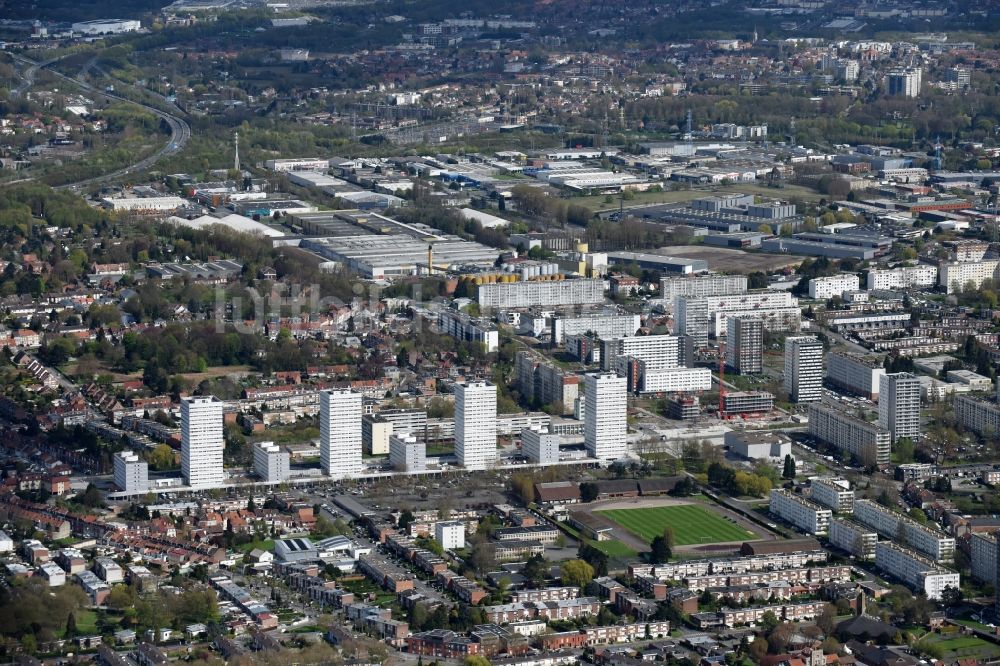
[874,542,960,601]
[854,499,955,562]
[829,518,877,560]
[769,489,832,536]
[808,403,891,467]
[809,478,854,513]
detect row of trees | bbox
[707,462,773,498]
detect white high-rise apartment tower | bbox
[879,372,921,442]
[320,389,363,478]
[726,316,763,375]
[455,381,497,470]
[784,336,824,403]
[181,395,225,489]
[584,373,628,461]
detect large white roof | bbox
[167,213,286,238]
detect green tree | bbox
[760,610,780,632]
[465,657,492,666]
[75,483,103,508]
[662,526,676,551]
[650,535,672,563]
[783,454,796,479]
[560,559,595,588]
[147,444,177,470]
[523,554,549,589]
[580,482,599,503]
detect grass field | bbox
[587,538,637,559]
[597,504,755,545]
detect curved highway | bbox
[9,53,192,190]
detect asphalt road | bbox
[8,53,192,190]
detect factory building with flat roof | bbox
[301,235,500,279]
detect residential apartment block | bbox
[584,373,627,461]
[784,336,824,403]
[659,274,747,311]
[477,279,604,309]
[866,265,937,290]
[826,351,885,400]
[878,373,921,442]
[676,291,800,346]
[809,478,854,513]
[854,499,955,562]
[320,390,363,479]
[807,403,891,467]
[601,334,680,372]
[514,352,579,416]
[551,313,641,345]
[726,316,763,375]
[521,427,560,464]
[939,260,1000,294]
[954,395,1000,437]
[874,542,959,601]
[455,381,498,470]
[437,310,499,353]
[971,532,997,586]
[769,489,832,535]
[181,396,225,489]
[829,518,877,560]
[808,273,860,299]
[252,441,290,483]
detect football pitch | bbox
[596,504,756,545]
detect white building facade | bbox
[829,519,877,560]
[253,441,290,483]
[808,274,860,300]
[826,351,885,400]
[867,265,937,290]
[784,336,824,403]
[521,427,560,464]
[874,542,959,601]
[389,433,427,472]
[113,451,148,494]
[181,396,225,489]
[584,373,627,461]
[807,404,891,467]
[455,381,498,470]
[769,489,832,536]
[878,372,921,442]
[320,389,363,479]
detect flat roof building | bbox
[455,382,497,470]
[785,336,823,403]
[181,396,225,489]
[477,279,605,310]
[253,441,290,483]
[808,403,891,468]
[521,427,560,464]
[114,451,148,494]
[389,433,426,472]
[769,489,832,536]
[826,351,885,400]
[320,390,363,479]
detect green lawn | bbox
[238,539,274,554]
[588,539,637,559]
[937,636,996,651]
[597,504,755,545]
[61,609,99,638]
